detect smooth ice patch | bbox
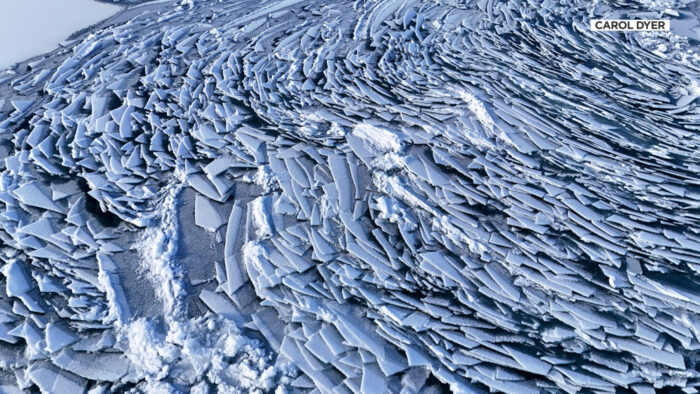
[0,0,121,70]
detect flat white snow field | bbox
[0,0,121,70]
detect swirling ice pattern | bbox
[0,0,699,392]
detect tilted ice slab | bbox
[0,0,699,392]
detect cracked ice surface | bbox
[0,0,699,392]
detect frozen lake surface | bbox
[0,0,120,70]
[0,0,699,392]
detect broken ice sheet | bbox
[0,0,699,392]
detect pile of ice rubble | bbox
[0,0,699,392]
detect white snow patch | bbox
[373,172,436,216]
[121,318,179,379]
[118,172,292,391]
[120,316,289,392]
[352,123,403,153]
[431,215,486,255]
[370,152,406,171]
[243,165,279,193]
[689,77,700,96]
[327,122,347,137]
[455,89,495,132]
[374,196,417,230]
[134,170,188,318]
[251,196,274,238]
